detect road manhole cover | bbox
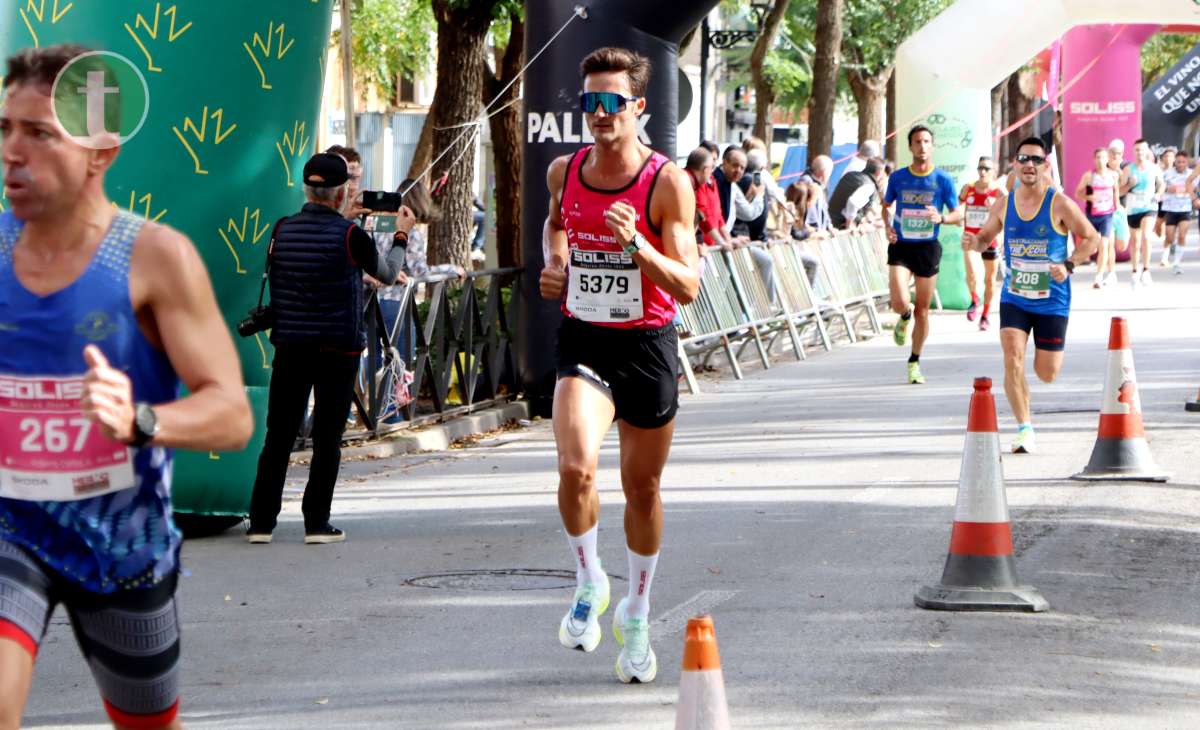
[404,568,622,591]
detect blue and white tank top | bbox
[0,211,181,593]
[1001,190,1071,317]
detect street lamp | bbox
[699,1,773,143]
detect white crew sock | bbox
[566,525,604,586]
[625,548,659,620]
[1174,245,1185,266]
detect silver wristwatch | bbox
[623,232,647,256]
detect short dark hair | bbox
[722,145,746,162]
[1177,150,1190,158]
[685,147,711,172]
[5,44,92,91]
[908,125,933,145]
[325,145,362,165]
[5,44,123,136]
[1016,136,1048,155]
[863,157,885,178]
[1133,138,1149,147]
[580,47,651,97]
[700,140,720,157]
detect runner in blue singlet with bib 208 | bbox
[963,137,1099,455]
[0,45,252,729]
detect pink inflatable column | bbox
[1061,25,1158,206]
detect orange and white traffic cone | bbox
[915,377,1048,612]
[675,615,731,730]
[1072,317,1170,482]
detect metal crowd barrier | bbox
[307,267,522,446]
[676,227,892,394]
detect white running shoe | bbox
[1174,264,1184,276]
[613,597,658,684]
[1012,427,1036,454]
[1131,274,1142,290]
[559,572,610,653]
[1105,271,1119,287]
[1141,268,1154,287]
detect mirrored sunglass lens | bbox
[581,92,623,113]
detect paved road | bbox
[23,258,1200,729]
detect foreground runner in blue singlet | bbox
[0,45,252,728]
[963,137,1099,454]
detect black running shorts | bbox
[887,241,942,278]
[1127,210,1155,229]
[999,302,1068,352]
[555,316,679,429]
[0,537,181,726]
[1162,211,1190,227]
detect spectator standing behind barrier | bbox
[685,147,736,250]
[713,146,764,241]
[247,154,409,546]
[829,157,886,230]
[844,140,881,175]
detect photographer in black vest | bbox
[247,153,410,545]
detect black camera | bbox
[237,306,275,338]
[361,190,403,212]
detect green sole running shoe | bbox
[894,316,910,347]
[907,362,925,384]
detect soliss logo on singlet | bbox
[75,311,118,342]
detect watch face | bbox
[136,404,158,436]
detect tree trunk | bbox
[483,18,525,269]
[339,0,356,147]
[847,66,890,149]
[427,0,494,269]
[886,72,896,162]
[991,82,1005,161]
[750,0,791,157]
[1005,71,1034,163]
[809,0,844,157]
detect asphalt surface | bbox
[21,254,1200,729]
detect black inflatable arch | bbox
[519,0,718,414]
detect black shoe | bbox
[304,524,346,544]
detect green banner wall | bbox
[0,1,335,514]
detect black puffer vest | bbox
[269,203,364,350]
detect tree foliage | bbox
[840,0,951,78]
[339,0,435,107]
[1142,33,1200,88]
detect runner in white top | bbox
[1159,150,1193,275]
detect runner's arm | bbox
[610,163,700,304]
[936,174,963,225]
[540,156,571,300]
[1056,194,1100,265]
[135,226,252,451]
[1073,172,1090,202]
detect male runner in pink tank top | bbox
[540,47,698,684]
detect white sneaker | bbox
[1105,271,1119,287]
[613,598,658,684]
[1174,264,1184,276]
[1141,268,1154,286]
[559,572,610,652]
[1012,427,1036,454]
[1131,274,1141,290]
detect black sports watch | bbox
[131,402,159,447]
[1062,260,1075,274]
